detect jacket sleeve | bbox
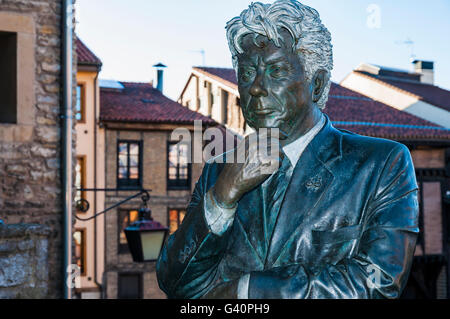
[156,162,233,299]
[247,144,419,299]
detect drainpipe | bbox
[62,0,73,300]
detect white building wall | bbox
[341,72,450,128]
[180,70,245,136]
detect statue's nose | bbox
[249,74,268,98]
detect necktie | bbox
[263,152,292,247]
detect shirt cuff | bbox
[204,188,237,236]
[237,274,250,299]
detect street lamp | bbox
[124,193,169,262]
[75,189,168,262]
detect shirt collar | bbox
[282,113,326,168]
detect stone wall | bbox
[0,0,77,298]
[0,224,50,298]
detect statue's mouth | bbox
[253,109,276,116]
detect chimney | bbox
[153,63,167,93]
[412,60,434,85]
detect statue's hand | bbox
[213,131,282,208]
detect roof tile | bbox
[326,83,450,140]
[76,36,102,67]
[100,82,216,125]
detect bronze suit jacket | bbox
[156,116,419,299]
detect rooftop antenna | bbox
[395,38,416,62]
[189,49,206,66]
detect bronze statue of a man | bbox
[157,0,418,299]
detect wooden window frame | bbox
[221,89,229,125]
[167,141,191,190]
[76,83,86,123]
[74,228,87,276]
[117,140,143,190]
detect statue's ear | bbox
[312,69,328,103]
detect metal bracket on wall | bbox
[75,188,151,222]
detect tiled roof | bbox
[355,70,450,112]
[76,36,102,67]
[190,67,450,141]
[193,67,238,88]
[324,83,450,141]
[100,82,217,125]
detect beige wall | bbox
[75,70,105,295]
[180,71,247,136]
[341,72,450,129]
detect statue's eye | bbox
[240,68,255,82]
[269,65,283,78]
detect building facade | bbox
[0,0,76,298]
[73,37,105,298]
[340,62,450,129]
[100,80,217,299]
[179,67,249,136]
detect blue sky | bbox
[75,0,450,100]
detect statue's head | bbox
[226,0,333,136]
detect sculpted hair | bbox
[226,0,333,109]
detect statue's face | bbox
[237,30,314,138]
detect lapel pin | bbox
[305,176,322,192]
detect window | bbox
[75,156,86,209]
[118,210,139,254]
[0,31,17,124]
[75,84,85,122]
[0,13,34,142]
[415,168,447,255]
[207,82,213,116]
[167,141,191,190]
[221,90,229,125]
[73,229,86,276]
[118,273,142,299]
[196,97,201,111]
[168,209,186,234]
[117,141,142,189]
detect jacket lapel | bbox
[266,116,343,267]
[235,185,267,265]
